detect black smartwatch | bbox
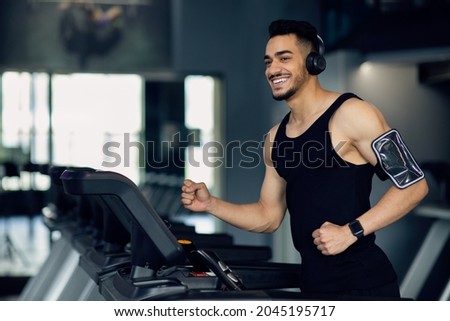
[348,219,364,239]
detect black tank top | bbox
[271,93,397,293]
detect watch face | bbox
[349,220,364,238]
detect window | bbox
[51,73,143,183]
[1,71,143,187]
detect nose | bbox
[266,61,282,79]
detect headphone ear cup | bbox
[306,52,326,75]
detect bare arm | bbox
[313,99,429,255]
[348,101,428,235]
[181,128,287,233]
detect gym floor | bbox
[0,215,51,300]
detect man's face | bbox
[264,34,308,101]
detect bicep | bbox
[256,164,287,232]
[260,164,286,215]
[259,129,287,223]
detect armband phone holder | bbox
[372,129,424,189]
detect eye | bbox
[264,59,272,67]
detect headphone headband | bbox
[316,34,325,56]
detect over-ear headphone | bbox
[306,34,326,75]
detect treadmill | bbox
[20,166,104,301]
[60,168,303,300]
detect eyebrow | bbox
[264,50,294,60]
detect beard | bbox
[271,71,306,101]
[272,87,296,101]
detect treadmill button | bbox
[218,261,228,271]
[227,273,239,282]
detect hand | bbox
[181,179,213,212]
[312,221,356,256]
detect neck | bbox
[286,81,329,122]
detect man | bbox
[181,19,428,298]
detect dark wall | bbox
[321,0,450,53]
[0,0,171,72]
[144,80,186,176]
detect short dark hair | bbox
[268,19,319,52]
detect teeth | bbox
[273,78,287,84]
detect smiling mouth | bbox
[271,77,289,88]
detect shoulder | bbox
[268,122,281,137]
[264,123,281,148]
[333,96,390,140]
[262,121,284,166]
[337,95,383,122]
[265,111,290,145]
